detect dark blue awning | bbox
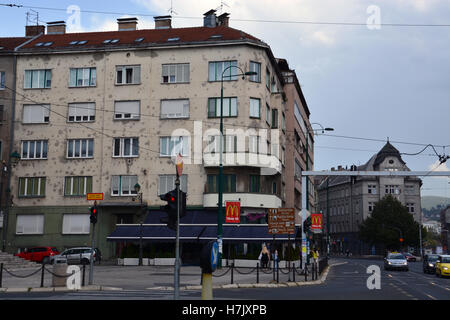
[107,224,301,243]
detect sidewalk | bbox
[0,261,331,293]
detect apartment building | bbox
[316,142,422,255]
[277,58,314,223]
[1,10,314,260]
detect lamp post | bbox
[1,151,20,252]
[134,183,144,266]
[303,124,333,264]
[217,66,256,268]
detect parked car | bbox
[402,252,417,262]
[50,247,99,265]
[15,246,59,264]
[384,253,409,271]
[435,254,450,278]
[423,254,439,274]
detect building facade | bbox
[2,11,312,260]
[317,142,422,255]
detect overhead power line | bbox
[2,3,450,27]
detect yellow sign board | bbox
[87,193,103,201]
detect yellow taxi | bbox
[435,255,450,278]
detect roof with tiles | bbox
[0,37,28,52]
[18,25,264,52]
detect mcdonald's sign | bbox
[225,202,240,223]
[311,214,323,230]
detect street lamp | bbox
[217,66,256,268]
[303,123,333,264]
[133,182,144,266]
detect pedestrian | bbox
[272,249,279,271]
[260,244,270,269]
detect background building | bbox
[317,142,422,255]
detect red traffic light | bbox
[170,196,175,202]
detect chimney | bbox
[47,21,66,35]
[331,167,335,171]
[338,165,343,171]
[154,15,172,29]
[217,13,230,27]
[117,17,138,31]
[25,25,45,37]
[203,9,217,28]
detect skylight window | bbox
[43,42,53,46]
[35,42,44,47]
[77,40,87,45]
[103,39,112,44]
[110,39,120,44]
[210,35,223,39]
[69,40,78,45]
[135,37,144,42]
[167,37,180,42]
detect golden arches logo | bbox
[311,214,322,229]
[225,202,240,223]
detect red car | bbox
[402,252,417,262]
[16,247,59,264]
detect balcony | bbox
[203,152,282,175]
[203,192,282,208]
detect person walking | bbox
[272,249,279,271]
[260,244,270,269]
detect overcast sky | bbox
[1,0,449,199]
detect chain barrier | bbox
[212,266,232,277]
[278,267,291,274]
[234,267,257,275]
[43,266,81,278]
[2,266,43,278]
[259,267,273,274]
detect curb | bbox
[0,285,123,293]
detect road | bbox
[1,258,449,300]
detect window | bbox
[113,138,139,157]
[250,175,260,193]
[160,99,189,119]
[208,97,237,118]
[207,174,236,193]
[405,185,415,195]
[249,61,261,82]
[207,135,237,153]
[158,175,187,195]
[18,177,46,197]
[271,109,278,128]
[281,113,286,131]
[69,68,96,87]
[64,176,93,196]
[294,100,307,134]
[160,136,189,157]
[68,102,95,122]
[266,104,270,125]
[265,68,270,89]
[24,69,51,88]
[62,214,90,234]
[116,65,141,85]
[295,159,302,178]
[162,63,189,83]
[385,185,400,195]
[368,202,375,213]
[249,135,260,153]
[0,105,3,124]
[21,140,48,160]
[209,60,238,81]
[111,175,138,196]
[16,215,44,234]
[406,203,415,213]
[114,101,140,120]
[271,76,277,93]
[249,98,260,118]
[368,184,377,194]
[67,139,94,158]
[0,71,4,89]
[23,104,50,124]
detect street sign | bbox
[268,208,295,234]
[200,241,219,274]
[87,193,103,201]
[311,213,323,230]
[225,201,240,223]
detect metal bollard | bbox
[305,264,308,282]
[231,263,234,284]
[256,263,259,284]
[82,264,86,286]
[276,263,279,283]
[0,263,3,288]
[40,265,45,288]
[293,264,295,282]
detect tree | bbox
[359,195,427,252]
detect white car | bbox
[384,253,409,271]
[50,247,98,265]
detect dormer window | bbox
[167,37,180,42]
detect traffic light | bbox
[90,205,98,224]
[303,216,312,234]
[160,189,187,230]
